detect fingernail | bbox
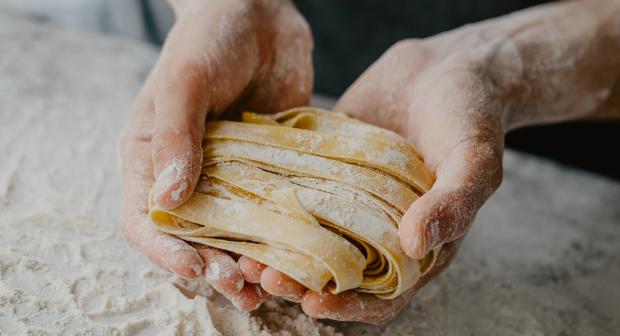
[406,234,423,258]
[191,264,203,277]
[153,159,185,207]
[230,295,262,311]
[236,278,245,291]
[230,287,263,311]
[170,181,188,202]
[406,218,438,258]
[421,218,439,256]
[205,261,222,282]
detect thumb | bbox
[400,137,503,259]
[150,62,210,209]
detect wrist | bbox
[474,1,620,130]
[426,1,620,131]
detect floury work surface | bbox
[1,14,619,336]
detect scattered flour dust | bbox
[0,15,343,336]
[171,181,189,202]
[156,159,189,202]
[2,13,620,336]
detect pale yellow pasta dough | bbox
[149,107,438,299]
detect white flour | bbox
[1,14,619,336]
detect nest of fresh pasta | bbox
[149,107,437,299]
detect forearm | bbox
[429,0,620,130]
[487,0,620,128]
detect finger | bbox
[400,137,503,259]
[260,267,306,302]
[149,57,209,209]
[299,241,463,324]
[149,8,262,209]
[196,245,271,310]
[301,290,408,325]
[123,213,203,278]
[243,12,314,114]
[196,246,245,296]
[300,241,463,324]
[230,284,271,311]
[238,256,267,284]
[120,98,203,278]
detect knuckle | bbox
[168,53,209,77]
[172,57,208,82]
[288,14,312,42]
[160,58,209,97]
[185,121,205,142]
[151,130,202,166]
[156,119,200,141]
[389,38,423,55]
[153,126,186,147]
[117,128,152,152]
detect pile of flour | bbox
[0,14,344,336]
[1,14,619,336]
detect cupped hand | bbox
[118,0,312,310]
[251,29,507,323]
[282,0,620,323]
[336,36,505,261]
[119,0,620,322]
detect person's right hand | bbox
[118,0,312,310]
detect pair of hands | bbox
[119,0,620,324]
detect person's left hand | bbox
[246,26,507,324]
[119,0,313,311]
